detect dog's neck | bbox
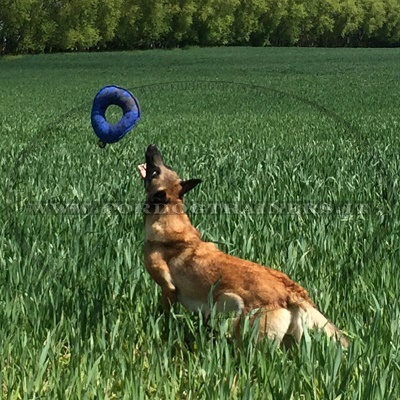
[144,203,201,243]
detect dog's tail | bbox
[303,303,349,348]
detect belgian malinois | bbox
[138,144,348,347]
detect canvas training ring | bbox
[91,85,140,145]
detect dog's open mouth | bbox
[138,163,147,179]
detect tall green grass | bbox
[0,48,399,398]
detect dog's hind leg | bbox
[214,292,245,315]
[233,308,292,345]
[258,308,293,343]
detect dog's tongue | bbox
[138,164,147,179]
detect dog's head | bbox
[138,144,201,211]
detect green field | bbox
[1,48,399,399]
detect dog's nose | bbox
[145,144,164,165]
[146,144,159,153]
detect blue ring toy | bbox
[91,85,140,146]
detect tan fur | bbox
[140,146,348,348]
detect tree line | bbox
[1,0,399,54]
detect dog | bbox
[137,144,348,347]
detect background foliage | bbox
[0,47,399,398]
[1,0,400,54]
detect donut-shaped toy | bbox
[91,85,140,146]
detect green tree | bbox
[359,0,386,43]
[231,0,269,44]
[332,0,364,45]
[1,0,400,54]
[17,0,59,53]
[378,0,400,43]
[271,0,307,45]
[257,0,289,45]
[113,0,140,49]
[47,0,100,51]
[161,0,197,46]
[96,0,124,47]
[0,0,34,53]
[303,0,339,45]
[193,0,240,45]
[115,0,168,48]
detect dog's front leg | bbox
[145,253,177,311]
[161,285,177,311]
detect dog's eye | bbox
[151,170,158,178]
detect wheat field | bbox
[0,48,399,399]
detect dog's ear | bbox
[179,179,202,198]
[151,190,168,204]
